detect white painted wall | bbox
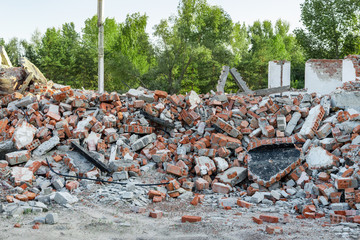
[305,60,343,95]
[268,61,291,88]
[342,59,356,83]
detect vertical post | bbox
[280,60,284,97]
[280,60,284,87]
[97,0,104,93]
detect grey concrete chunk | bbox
[217,167,247,186]
[331,91,360,111]
[45,213,58,224]
[285,112,301,136]
[33,136,60,156]
[131,133,156,151]
[54,192,78,205]
[113,171,129,181]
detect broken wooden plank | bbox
[229,68,253,94]
[254,85,290,96]
[71,142,111,173]
[0,46,12,67]
[18,73,34,94]
[19,57,47,84]
[216,66,230,93]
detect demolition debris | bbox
[1,49,360,236]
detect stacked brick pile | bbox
[0,79,360,226]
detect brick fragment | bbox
[266,226,283,234]
[181,215,202,223]
[259,215,279,223]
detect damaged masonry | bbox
[2,50,360,237]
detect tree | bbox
[151,0,234,94]
[230,22,249,66]
[37,23,81,85]
[238,20,305,90]
[3,38,21,66]
[80,14,154,92]
[21,30,42,67]
[107,13,155,92]
[295,0,360,59]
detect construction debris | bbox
[1,56,360,237]
[229,67,253,94]
[216,66,230,93]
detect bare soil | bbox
[0,196,338,240]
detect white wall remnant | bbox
[305,59,343,95]
[342,59,356,83]
[305,56,360,95]
[268,61,291,88]
[343,55,360,82]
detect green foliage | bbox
[21,30,42,67]
[3,37,21,66]
[295,0,360,59]
[150,0,234,94]
[237,20,305,90]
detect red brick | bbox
[181,215,202,223]
[259,215,279,223]
[330,213,346,224]
[152,196,163,203]
[149,211,163,219]
[237,199,252,208]
[190,196,200,206]
[154,90,168,98]
[148,190,165,199]
[166,164,187,177]
[195,178,209,191]
[167,179,181,191]
[252,217,263,224]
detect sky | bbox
[1,0,305,42]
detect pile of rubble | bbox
[1,58,360,233]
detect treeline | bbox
[1,0,359,94]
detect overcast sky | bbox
[1,0,305,42]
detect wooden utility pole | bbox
[97,0,104,93]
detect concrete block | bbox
[270,190,281,200]
[285,112,301,136]
[33,136,60,156]
[251,191,264,203]
[306,146,338,169]
[45,213,58,224]
[330,203,350,211]
[217,167,247,186]
[218,197,238,208]
[299,105,324,138]
[212,182,231,194]
[331,91,360,111]
[11,167,33,184]
[54,192,78,205]
[13,122,37,149]
[112,171,129,181]
[213,157,229,173]
[131,133,156,151]
[194,156,216,176]
[277,115,286,131]
[5,150,30,165]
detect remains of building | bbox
[1,46,360,235]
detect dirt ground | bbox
[0,195,341,240]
